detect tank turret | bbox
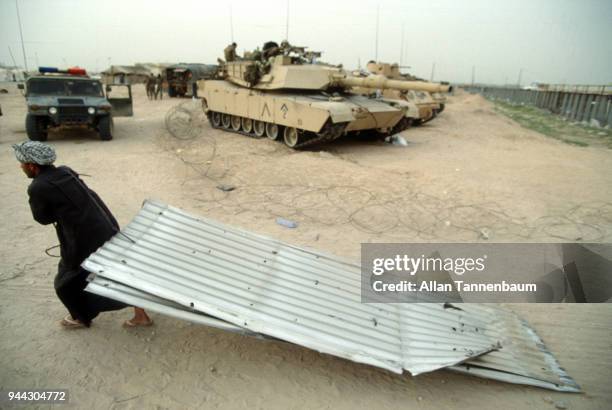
[356,61,452,124]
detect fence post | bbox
[560,93,568,117]
[552,92,561,113]
[570,94,581,121]
[548,92,555,111]
[580,94,588,120]
[583,94,596,123]
[595,95,610,127]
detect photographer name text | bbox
[372,280,537,292]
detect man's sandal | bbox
[122,319,154,328]
[60,315,86,329]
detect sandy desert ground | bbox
[0,83,611,409]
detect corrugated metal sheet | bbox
[84,200,580,392]
[446,305,580,392]
[87,276,257,335]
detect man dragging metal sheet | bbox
[13,141,153,329]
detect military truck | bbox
[197,42,450,148]
[166,63,218,98]
[18,67,133,141]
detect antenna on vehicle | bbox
[15,0,28,72]
[229,3,234,43]
[375,3,380,61]
[285,0,290,41]
[399,24,404,66]
[8,46,18,69]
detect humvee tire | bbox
[25,114,48,141]
[98,116,114,140]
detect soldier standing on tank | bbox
[224,42,238,62]
[155,74,163,100]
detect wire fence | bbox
[461,85,612,127]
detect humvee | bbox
[18,67,133,141]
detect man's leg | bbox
[55,264,129,327]
[54,267,95,326]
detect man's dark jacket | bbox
[28,165,126,324]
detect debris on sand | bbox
[276,217,298,229]
[479,228,490,240]
[216,184,236,192]
[384,134,409,146]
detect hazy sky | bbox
[1,0,611,85]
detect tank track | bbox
[293,121,347,149]
[206,111,347,149]
[415,112,438,126]
[390,117,413,134]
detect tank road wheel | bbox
[221,114,231,129]
[253,121,265,137]
[265,123,281,140]
[230,115,242,131]
[211,112,222,127]
[283,127,300,148]
[241,118,253,134]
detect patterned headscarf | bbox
[12,141,56,165]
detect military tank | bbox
[359,61,452,124]
[198,42,450,148]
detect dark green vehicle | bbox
[166,63,217,98]
[18,67,133,141]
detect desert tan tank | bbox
[360,61,451,124]
[197,42,450,148]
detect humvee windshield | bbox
[27,78,104,97]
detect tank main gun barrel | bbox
[335,74,451,93]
